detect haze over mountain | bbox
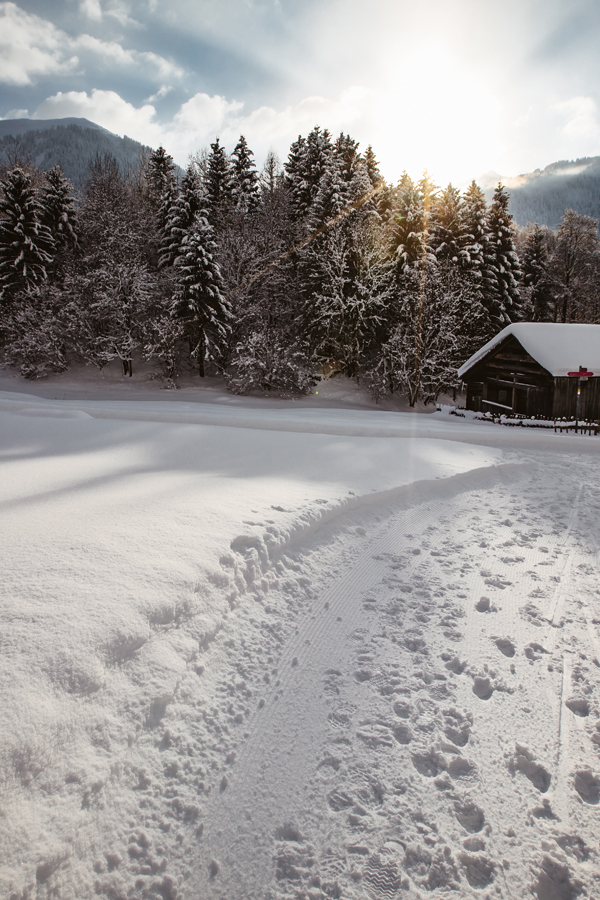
[480,157,600,228]
[0,117,152,188]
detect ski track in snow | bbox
[188,460,600,900]
[1,401,600,899]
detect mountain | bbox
[0,117,153,190]
[480,157,600,228]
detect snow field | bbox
[0,399,501,900]
[0,391,599,899]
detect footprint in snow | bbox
[495,637,516,657]
[509,746,551,793]
[574,769,600,804]
[472,676,494,700]
[454,799,485,833]
[565,696,590,717]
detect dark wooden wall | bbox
[462,335,554,418]
[554,376,600,419]
[462,335,600,419]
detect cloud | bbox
[74,34,184,80]
[79,0,103,22]
[554,96,600,143]
[173,93,244,140]
[2,108,29,119]
[26,85,375,170]
[144,85,174,104]
[0,2,181,88]
[32,90,163,145]
[0,2,78,86]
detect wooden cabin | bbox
[458,324,600,420]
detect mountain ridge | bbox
[0,117,153,189]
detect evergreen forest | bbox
[1,127,600,404]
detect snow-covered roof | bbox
[458,323,600,379]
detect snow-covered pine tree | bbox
[386,172,436,271]
[0,167,54,303]
[159,163,201,269]
[283,135,307,216]
[520,223,554,321]
[460,180,487,277]
[40,166,78,251]
[334,133,360,184]
[173,207,232,376]
[300,157,388,377]
[486,183,522,323]
[429,184,464,264]
[284,126,333,222]
[204,138,232,228]
[230,135,259,212]
[146,146,176,208]
[363,145,383,189]
[307,157,348,231]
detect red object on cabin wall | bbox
[568,369,594,377]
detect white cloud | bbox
[1,108,29,119]
[554,96,600,143]
[105,4,143,28]
[74,35,184,80]
[0,2,182,88]
[79,0,103,22]
[32,90,163,145]
[144,85,174,104]
[0,2,78,86]
[27,86,375,170]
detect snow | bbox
[1,376,600,900]
[457,322,600,379]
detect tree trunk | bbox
[198,331,205,378]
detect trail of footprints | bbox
[72,458,600,900]
[268,459,600,900]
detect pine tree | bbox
[429,184,464,263]
[363,145,383,189]
[0,167,54,302]
[307,158,348,231]
[204,138,232,227]
[230,135,259,212]
[173,209,232,376]
[284,135,307,217]
[159,163,201,269]
[284,126,333,222]
[146,146,176,208]
[40,165,78,251]
[387,172,436,271]
[486,183,522,323]
[521,224,554,321]
[460,180,487,277]
[334,133,360,184]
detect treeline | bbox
[1,127,600,404]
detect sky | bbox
[1,0,600,185]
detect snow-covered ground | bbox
[1,375,600,900]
